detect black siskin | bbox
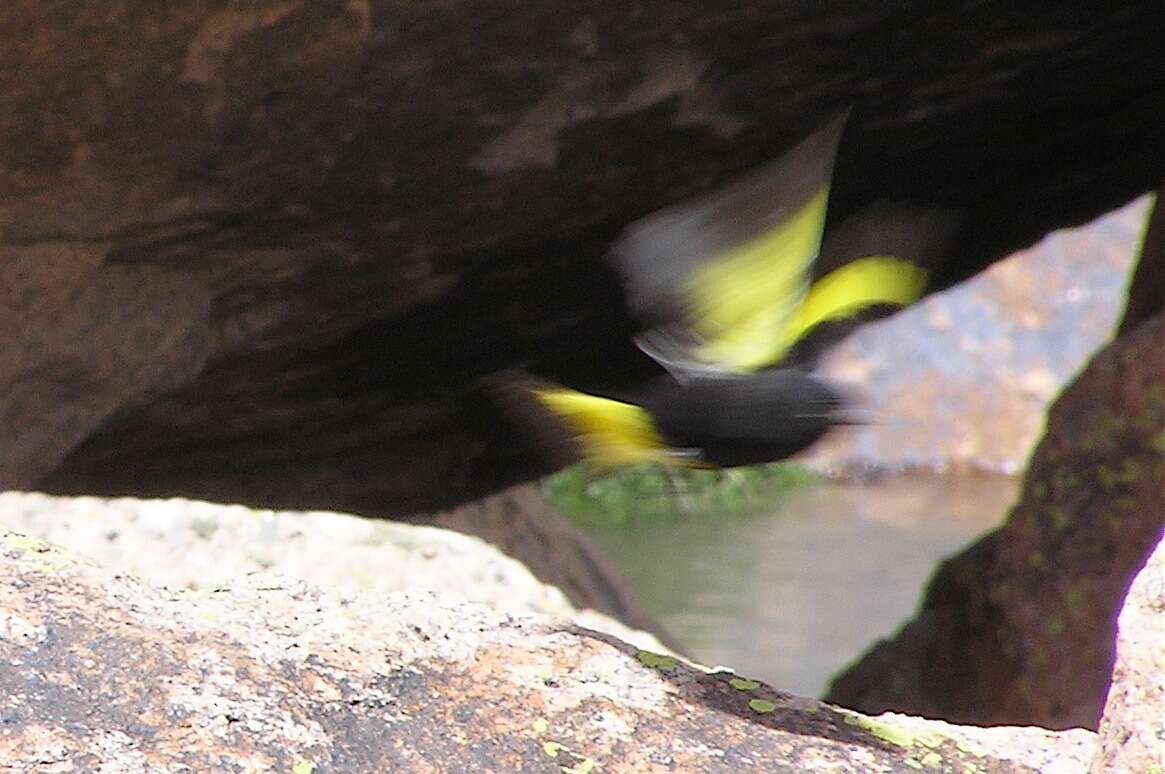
[499,112,962,470]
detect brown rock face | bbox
[2,3,1163,515]
[826,311,1165,730]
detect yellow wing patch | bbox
[531,387,670,468]
[689,186,830,372]
[783,256,928,347]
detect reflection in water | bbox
[583,473,1018,699]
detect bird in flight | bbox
[499,112,960,471]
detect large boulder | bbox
[3,3,1162,514]
[826,310,1165,730]
[0,490,659,647]
[0,514,1119,773]
[1091,533,1165,772]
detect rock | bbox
[1091,534,1165,772]
[428,483,661,636]
[825,311,1165,729]
[3,3,1162,515]
[0,490,662,653]
[0,525,1099,772]
[808,195,1149,475]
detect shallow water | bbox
[583,472,1019,698]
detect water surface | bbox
[584,472,1018,698]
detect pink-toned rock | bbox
[1091,534,1165,772]
[0,523,1100,773]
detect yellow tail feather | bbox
[530,387,671,467]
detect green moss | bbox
[1134,404,1162,432]
[1151,429,1165,455]
[544,742,596,774]
[843,714,919,747]
[291,763,315,774]
[1086,411,1126,450]
[1048,506,1072,532]
[920,751,944,768]
[5,535,70,574]
[1085,414,1123,445]
[1064,584,1088,612]
[7,535,52,554]
[729,677,760,691]
[955,738,988,758]
[748,699,776,714]
[636,651,677,670]
[1097,458,1143,491]
[1051,469,1080,494]
[542,461,820,527]
[1113,496,1139,512]
[1027,550,1047,570]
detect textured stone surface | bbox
[2,2,1161,515]
[0,490,661,651]
[826,312,1165,730]
[1090,536,1165,772]
[0,525,1100,773]
[428,483,661,635]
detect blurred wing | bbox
[785,256,927,347]
[815,200,965,280]
[776,202,966,359]
[612,112,848,375]
[687,185,830,371]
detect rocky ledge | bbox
[3,494,1161,772]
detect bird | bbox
[497,112,962,471]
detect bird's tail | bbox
[488,373,674,469]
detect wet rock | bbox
[826,311,1165,730]
[1091,535,1165,772]
[0,525,1099,772]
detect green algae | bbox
[636,651,677,670]
[748,699,776,714]
[729,677,760,691]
